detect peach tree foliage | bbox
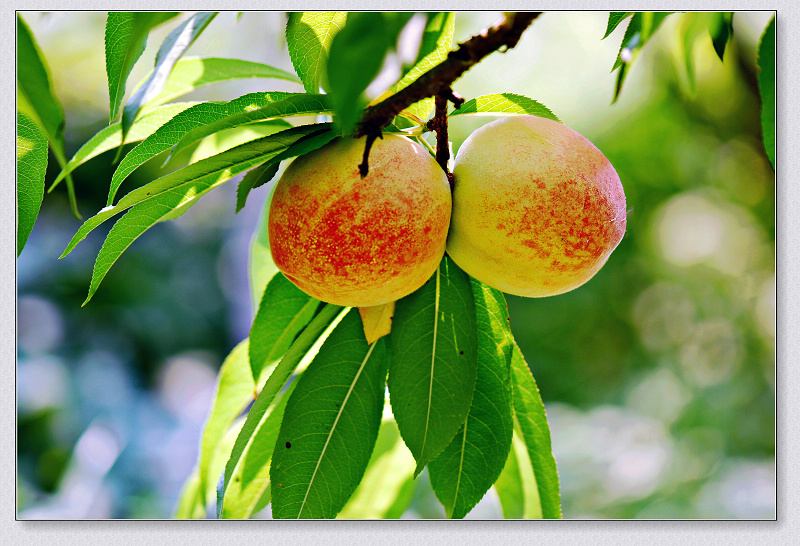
[15,11,775,519]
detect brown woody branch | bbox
[355,12,541,176]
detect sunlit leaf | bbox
[220,380,295,518]
[138,57,300,109]
[449,93,560,122]
[758,15,775,170]
[390,12,455,121]
[171,94,332,161]
[388,256,478,476]
[494,427,543,519]
[428,281,514,519]
[509,342,562,519]
[121,12,217,140]
[271,309,389,519]
[69,124,326,302]
[105,11,179,122]
[17,14,64,148]
[286,12,347,94]
[218,304,345,516]
[249,273,320,382]
[16,112,48,256]
[107,92,325,205]
[338,418,417,519]
[17,13,80,218]
[249,192,280,309]
[188,119,293,163]
[54,102,197,187]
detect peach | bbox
[447,116,626,297]
[268,134,451,307]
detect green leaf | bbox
[196,340,255,507]
[494,426,544,519]
[249,273,320,382]
[611,12,672,102]
[709,12,734,61]
[391,12,455,121]
[327,12,414,133]
[16,14,65,149]
[220,379,296,518]
[603,12,633,39]
[338,418,417,519]
[218,304,345,516]
[286,12,347,94]
[121,12,217,141]
[71,124,326,302]
[16,13,81,219]
[17,112,48,256]
[510,342,562,519]
[137,57,300,109]
[54,102,197,187]
[249,192,280,309]
[449,93,561,122]
[428,281,514,519]
[61,120,324,261]
[235,125,337,212]
[105,11,179,122]
[758,16,775,170]
[188,119,293,164]
[171,94,333,162]
[271,309,390,519]
[107,91,322,205]
[388,256,478,476]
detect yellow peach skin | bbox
[268,134,451,307]
[447,116,627,297]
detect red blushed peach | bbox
[447,116,627,298]
[268,134,451,307]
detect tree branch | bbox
[355,12,541,141]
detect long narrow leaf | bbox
[603,12,634,39]
[17,112,48,256]
[61,123,324,260]
[17,13,80,218]
[250,273,320,382]
[509,342,562,519]
[220,379,296,518]
[75,125,326,302]
[388,256,478,476]
[170,94,332,160]
[218,304,345,515]
[16,14,65,148]
[428,281,514,519]
[449,93,560,122]
[286,12,347,94]
[53,102,197,187]
[105,11,179,122]
[137,57,300,109]
[106,91,315,205]
[271,309,390,519]
[121,12,217,140]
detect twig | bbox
[354,12,541,175]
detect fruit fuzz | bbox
[447,115,627,297]
[268,134,451,307]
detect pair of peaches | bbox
[268,115,627,307]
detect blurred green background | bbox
[16,11,775,519]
